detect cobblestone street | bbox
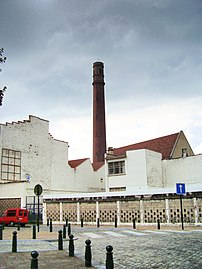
[72,226,202,269]
[0,225,201,268]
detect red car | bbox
[0,208,29,226]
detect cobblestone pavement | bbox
[72,226,202,269]
[0,225,202,268]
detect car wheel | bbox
[10,221,14,226]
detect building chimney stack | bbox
[92,61,107,163]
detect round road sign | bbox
[34,184,43,196]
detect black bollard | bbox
[58,230,63,250]
[33,225,36,239]
[63,224,66,239]
[50,219,53,232]
[2,221,5,230]
[85,239,92,267]
[68,223,71,236]
[114,216,117,228]
[66,218,68,227]
[157,219,160,230]
[0,225,3,240]
[106,245,114,269]
[37,219,39,233]
[31,250,39,269]
[81,218,84,227]
[133,219,136,229]
[97,218,100,228]
[17,221,20,231]
[12,231,17,252]
[47,218,49,226]
[69,234,74,257]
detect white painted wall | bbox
[163,154,202,190]
[0,182,27,208]
[51,138,70,191]
[106,149,202,194]
[146,150,163,188]
[0,116,52,191]
[66,159,105,193]
[106,149,150,192]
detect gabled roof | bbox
[68,158,104,171]
[112,132,180,160]
[68,158,88,168]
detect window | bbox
[1,148,21,181]
[108,161,125,175]
[109,187,126,192]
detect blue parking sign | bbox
[176,183,186,195]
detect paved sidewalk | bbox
[0,225,96,268]
[0,250,90,269]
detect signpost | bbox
[34,184,43,232]
[176,183,186,230]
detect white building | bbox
[105,148,202,194]
[0,115,105,213]
[0,115,202,221]
[105,130,202,193]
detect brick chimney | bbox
[92,61,107,163]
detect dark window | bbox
[108,161,125,175]
[7,210,17,216]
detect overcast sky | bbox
[0,0,202,160]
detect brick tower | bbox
[92,61,106,163]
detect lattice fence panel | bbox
[143,200,166,223]
[62,203,77,222]
[99,201,117,223]
[0,198,21,216]
[120,200,140,223]
[80,202,96,222]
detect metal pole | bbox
[0,225,3,240]
[37,195,40,232]
[33,225,36,239]
[58,230,63,250]
[180,195,184,230]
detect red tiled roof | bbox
[68,158,104,171]
[68,158,88,168]
[112,132,180,159]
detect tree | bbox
[0,48,6,72]
[0,48,7,106]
